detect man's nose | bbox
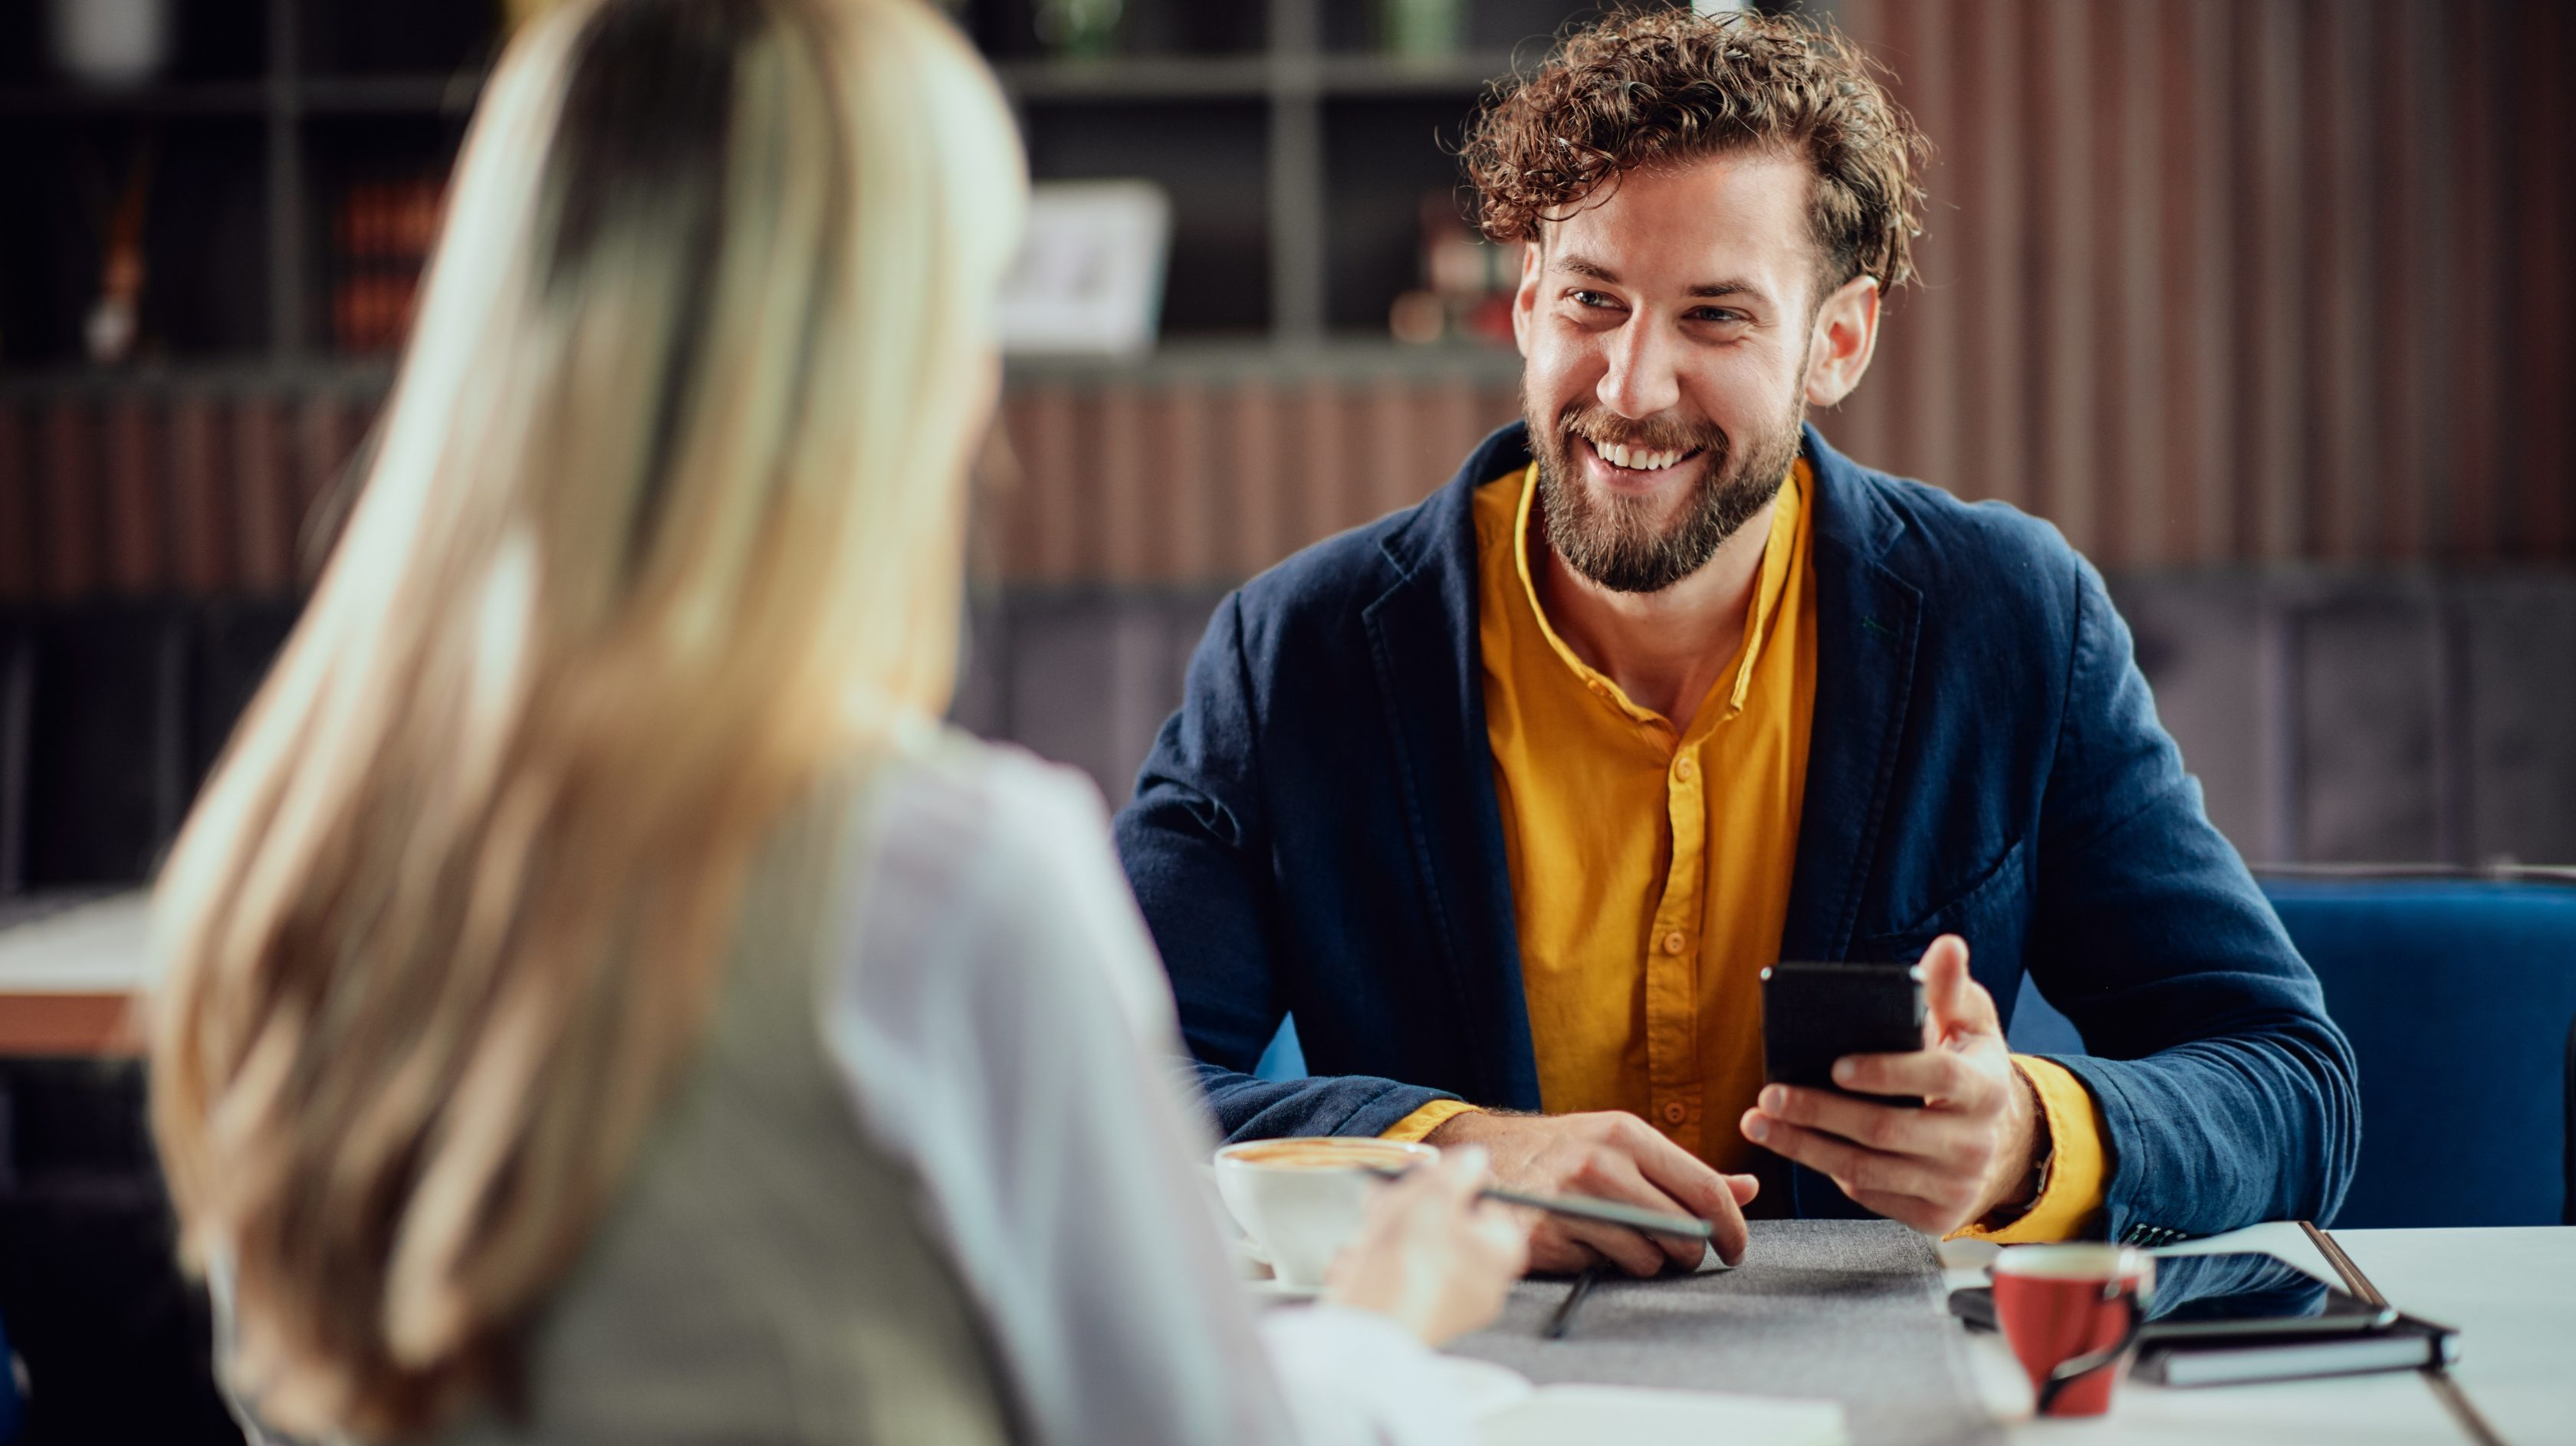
[1596,313,1682,419]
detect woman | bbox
[146,2,1526,1441]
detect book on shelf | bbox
[333,175,447,356]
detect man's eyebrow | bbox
[1553,254,1622,284]
[1551,254,1769,304]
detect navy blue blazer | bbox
[1113,422,2360,1243]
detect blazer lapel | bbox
[1783,426,1924,963]
[1352,422,1921,1112]
[1360,424,1544,1111]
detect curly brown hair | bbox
[1462,6,1927,294]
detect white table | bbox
[0,890,150,1053]
[17,898,2568,1439]
[1957,1222,2574,1444]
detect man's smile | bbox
[1574,433,1708,494]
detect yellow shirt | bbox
[1386,461,2107,1243]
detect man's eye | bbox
[1570,290,1618,310]
[1690,307,1747,324]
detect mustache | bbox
[1557,406,1726,457]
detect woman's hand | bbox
[1320,1146,1531,1345]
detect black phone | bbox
[1759,961,1926,1103]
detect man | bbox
[1114,10,2357,1274]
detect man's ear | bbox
[1511,239,1544,356]
[1804,274,1882,407]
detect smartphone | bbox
[1759,961,1926,1103]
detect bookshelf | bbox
[0,0,484,371]
[0,0,1647,378]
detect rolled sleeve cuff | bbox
[1378,1099,1481,1145]
[1953,1054,2111,1244]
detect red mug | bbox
[1991,1244,2158,1418]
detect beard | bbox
[1525,383,1807,595]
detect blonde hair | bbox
[146,0,1025,1435]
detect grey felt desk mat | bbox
[1447,1219,2001,1446]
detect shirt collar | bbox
[1510,457,1809,731]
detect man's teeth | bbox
[1594,440,1685,472]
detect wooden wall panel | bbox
[0,403,33,602]
[5,0,2566,600]
[166,395,232,596]
[294,395,363,583]
[2512,0,2574,560]
[1223,386,1286,579]
[1096,385,1150,583]
[36,403,99,601]
[1832,0,2576,569]
[100,396,160,594]
[984,373,1521,586]
[231,396,294,596]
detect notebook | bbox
[2132,1312,2459,1388]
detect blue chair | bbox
[1264,873,2576,1227]
[1254,1015,1307,1080]
[2013,871,2576,1229]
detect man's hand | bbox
[1421,1108,1758,1275]
[1739,935,2042,1235]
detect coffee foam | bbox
[1993,1244,2147,1280]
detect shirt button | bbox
[1661,930,1687,955]
[1662,1101,1688,1125]
[1674,756,1695,781]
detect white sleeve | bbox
[1261,1307,1486,1446]
[815,747,1474,1446]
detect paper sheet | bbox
[1479,1384,1848,1446]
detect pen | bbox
[1545,1265,1608,1340]
[1360,1165,1716,1241]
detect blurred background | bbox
[0,0,2571,895]
[0,4,2570,1439]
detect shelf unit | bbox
[0,0,1639,379]
[0,0,488,370]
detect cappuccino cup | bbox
[1214,1137,1438,1291]
[1992,1244,2157,1417]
